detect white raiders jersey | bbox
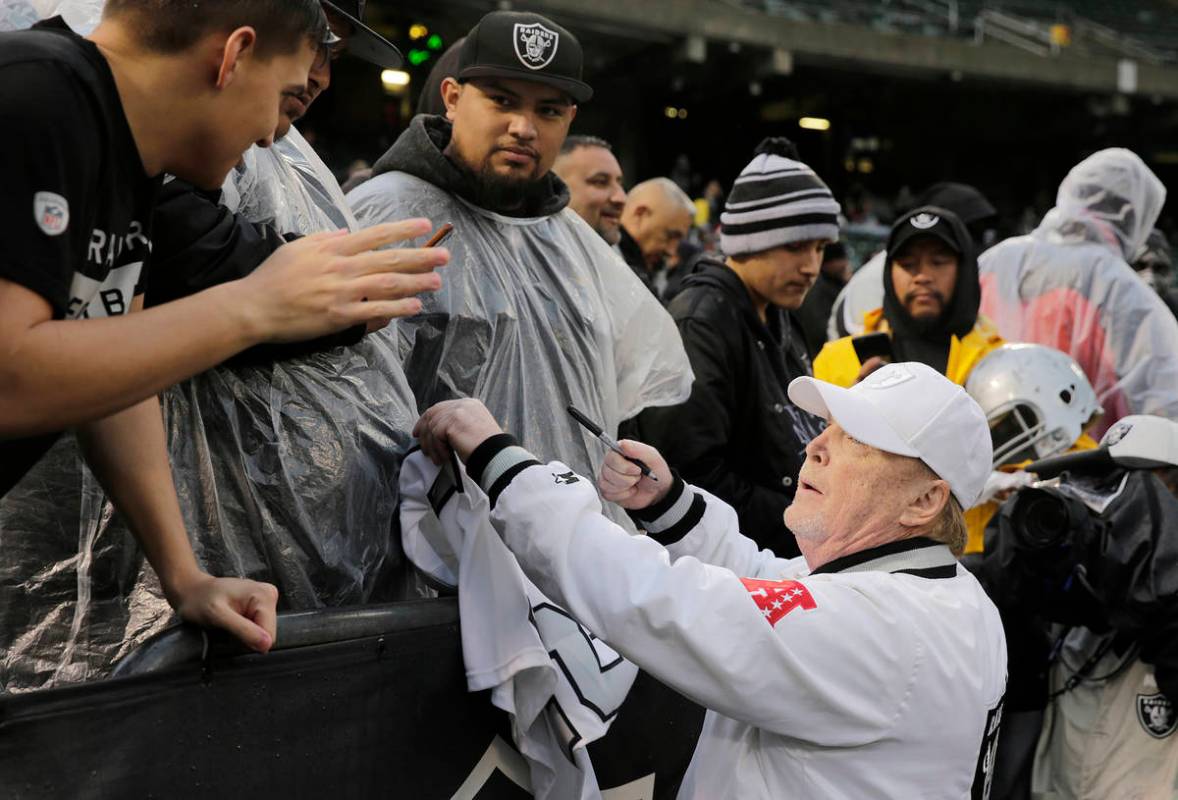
[399,451,638,800]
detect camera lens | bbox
[1012,489,1072,550]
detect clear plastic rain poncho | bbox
[979,149,1178,437]
[826,250,885,340]
[349,162,693,531]
[223,126,358,234]
[0,127,417,691]
[0,0,101,33]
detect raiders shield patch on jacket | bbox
[1137,692,1177,739]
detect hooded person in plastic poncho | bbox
[0,2,423,691]
[348,13,693,532]
[979,148,1178,437]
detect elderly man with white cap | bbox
[414,362,1008,798]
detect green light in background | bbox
[427,34,443,50]
[408,49,431,66]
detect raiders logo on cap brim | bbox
[865,364,916,390]
[1137,692,1177,739]
[910,212,940,230]
[514,22,559,70]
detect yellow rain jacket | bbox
[813,307,1004,388]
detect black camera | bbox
[974,468,1178,701]
[996,486,1107,630]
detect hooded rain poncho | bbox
[979,148,1178,435]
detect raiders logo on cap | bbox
[865,364,916,390]
[514,22,560,70]
[1137,692,1177,739]
[456,11,594,102]
[910,212,941,230]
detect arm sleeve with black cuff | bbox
[466,434,796,580]
[461,434,918,744]
[634,475,798,580]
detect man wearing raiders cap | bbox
[815,205,1004,389]
[413,362,1007,797]
[348,11,691,531]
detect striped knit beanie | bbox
[720,137,840,256]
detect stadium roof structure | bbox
[455,0,1178,98]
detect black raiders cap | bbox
[887,206,968,261]
[456,11,593,103]
[323,0,403,69]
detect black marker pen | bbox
[566,404,659,482]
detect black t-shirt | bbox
[0,19,161,497]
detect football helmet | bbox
[966,344,1102,468]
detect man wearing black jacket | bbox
[618,177,696,303]
[636,139,839,555]
[0,0,422,660]
[0,1,436,688]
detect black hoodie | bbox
[881,206,980,375]
[634,259,825,556]
[371,114,569,218]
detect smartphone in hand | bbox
[851,332,894,363]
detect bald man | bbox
[619,177,695,301]
[552,135,627,246]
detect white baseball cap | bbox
[787,362,993,507]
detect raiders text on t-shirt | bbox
[0,18,161,496]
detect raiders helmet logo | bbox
[514,22,560,70]
[1137,692,1177,739]
[909,212,940,230]
[1103,420,1133,446]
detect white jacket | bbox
[466,438,1009,799]
[399,451,638,800]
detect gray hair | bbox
[629,177,695,215]
[928,497,967,556]
[560,135,614,155]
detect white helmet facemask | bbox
[966,344,1103,468]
